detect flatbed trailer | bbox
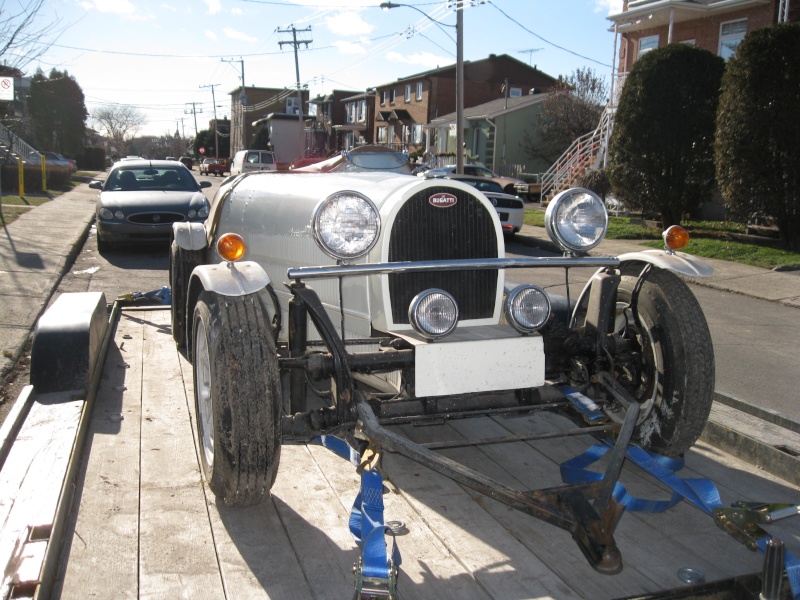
[2,298,800,599]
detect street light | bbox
[380,1,464,174]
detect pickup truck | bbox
[514,172,543,201]
[198,158,228,177]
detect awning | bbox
[376,111,393,122]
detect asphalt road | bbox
[51,175,800,426]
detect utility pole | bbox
[222,57,246,152]
[455,1,464,174]
[200,83,220,158]
[278,25,312,154]
[184,102,202,149]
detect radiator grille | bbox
[388,186,498,324]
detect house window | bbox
[390,88,396,103]
[412,124,424,145]
[405,85,411,102]
[509,87,522,97]
[387,124,395,142]
[416,82,423,100]
[377,126,387,143]
[381,90,387,105]
[357,100,365,122]
[637,35,659,58]
[402,125,410,143]
[719,19,747,60]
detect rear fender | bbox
[616,250,714,277]
[172,222,207,251]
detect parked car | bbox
[428,173,524,238]
[179,156,194,170]
[514,172,543,201]
[89,159,212,252]
[199,158,227,177]
[422,164,526,195]
[230,150,277,175]
[170,166,716,559]
[41,151,77,172]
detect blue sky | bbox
[32,0,624,137]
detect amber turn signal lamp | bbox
[663,225,690,251]
[217,233,246,261]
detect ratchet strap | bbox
[561,440,799,599]
[316,436,401,591]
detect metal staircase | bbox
[540,106,615,203]
[0,122,40,165]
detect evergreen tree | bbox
[607,45,724,226]
[715,23,800,250]
[28,68,87,157]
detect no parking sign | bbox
[0,77,14,101]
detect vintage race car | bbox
[170,166,715,586]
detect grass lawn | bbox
[0,194,54,226]
[524,210,800,271]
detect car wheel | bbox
[169,241,203,348]
[192,290,282,506]
[610,266,714,456]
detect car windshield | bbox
[105,167,197,192]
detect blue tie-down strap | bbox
[118,286,172,305]
[561,440,800,599]
[349,468,402,581]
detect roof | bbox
[374,53,557,89]
[608,0,771,32]
[428,93,549,127]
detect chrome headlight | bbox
[409,289,458,340]
[314,191,380,260]
[504,285,551,334]
[99,208,114,220]
[545,188,608,253]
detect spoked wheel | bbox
[193,290,282,506]
[609,265,715,456]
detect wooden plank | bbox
[137,310,223,599]
[0,395,82,597]
[56,311,146,599]
[177,349,315,600]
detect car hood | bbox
[98,190,207,210]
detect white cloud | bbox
[325,12,374,36]
[223,27,257,42]
[386,50,452,70]
[595,0,624,14]
[204,0,222,15]
[82,0,136,14]
[289,0,382,6]
[205,30,218,41]
[231,7,243,15]
[333,39,369,55]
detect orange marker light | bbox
[663,225,690,251]
[217,233,246,261]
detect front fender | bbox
[190,261,271,297]
[617,249,714,277]
[173,222,207,251]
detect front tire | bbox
[614,266,714,456]
[169,241,203,348]
[193,290,282,506]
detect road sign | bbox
[0,77,14,101]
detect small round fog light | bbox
[505,285,551,334]
[409,289,458,340]
[114,210,125,220]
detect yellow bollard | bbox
[41,155,47,192]
[17,157,24,198]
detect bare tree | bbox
[91,104,147,157]
[0,0,68,72]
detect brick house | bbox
[607,0,799,97]
[228,86,310,156]
[372,54,557,157]
[307,89,362,156]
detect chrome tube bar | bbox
[288,256,619,281]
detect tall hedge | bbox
[608,44,725,226]
[715,23,800,251]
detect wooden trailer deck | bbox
[40,308,800,599]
